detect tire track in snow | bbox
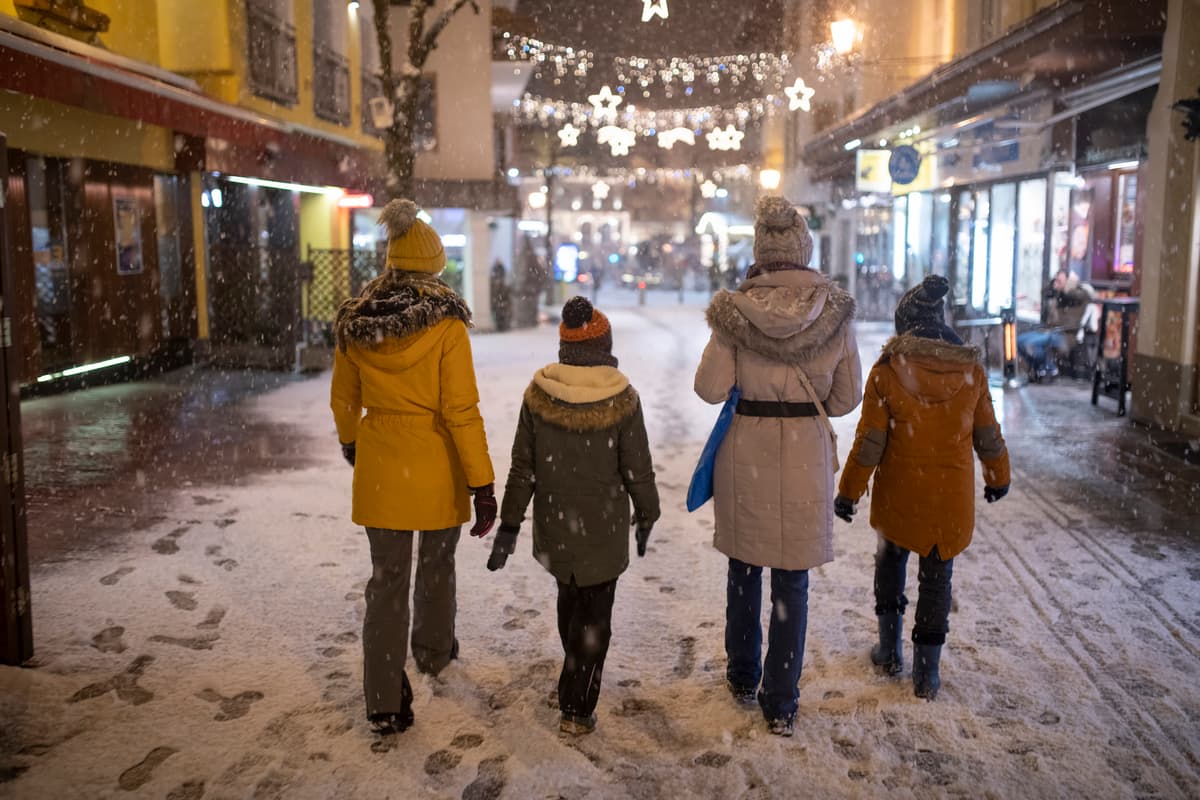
[1014,471,1200,658]
[977,517,1199,798]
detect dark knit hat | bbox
[559,297,617,367]
[894,275,963,344]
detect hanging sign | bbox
[888,145,922,185]
[855,149,892,193]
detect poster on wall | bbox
[113,196,144,275]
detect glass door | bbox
[1015,178,1048,322]
[25,156,73,371]
[953,190,974,305]
[971,188,990,311]
[987,182,1016,314]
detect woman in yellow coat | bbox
[835,275,1010,700]
[330,199,496,736]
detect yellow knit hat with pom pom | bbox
[380,198,446,274]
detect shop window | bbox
[1015,179,1047,323]
[953,190,973,305]
[906,192,933,286]
[1068,183,1095,282]
[154,175,185,338]
[971,189,989,310]
[312,0,350,125]
[25,156,73,371]
[1113,172,1138,274]
[246,0,299,106]
[932,193,951,278]
[1049,173,1072,280]
[892,196,908,284]
[988,183,1016,315]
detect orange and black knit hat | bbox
[559,297,617,367]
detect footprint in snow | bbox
[91,626,126,654]
[674,636,697,678]
[197,607,226,631]
[99,566,135,586]
[166,591,198,611]
[152,526,192,555]
[424,749,462,776]
[69,655,155,705]
[196,688,264,721]
[461,755,508,800]
[150,634,219,651]
[118,747,178,791]
[658,585,676,594]
[166,779,206,800]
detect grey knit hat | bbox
[753,196,814,267]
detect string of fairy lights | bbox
[498,1,817,159]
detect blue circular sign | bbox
[889,145,922,185]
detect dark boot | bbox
[913,644,942,699]
[870,614,903,676]
[369,673,414,735]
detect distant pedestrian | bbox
[835,274,1011,700]
[330,198,497,736]
[489,260,512,332]
[1017,268,1097,380]
[694,197,862,737]
[487,296,660,736]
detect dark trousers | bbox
[556,576,617,718]
[362,527,460,717]
[874,537,954,646]
[725,558,809,722]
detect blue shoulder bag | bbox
[686,385,740,512]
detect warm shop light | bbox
[517,220,548,233]
[830,19,860,55]
[843,138,863,151]
[338,193,374,208]
[441,234,467,247]
[528,191,547,209]
[347,0,360,11]
[1107,160,1139,171]
[759,169,782,190]
[37,356,132,383]
[224,176,344,195]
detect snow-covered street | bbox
[3,298,1199,799]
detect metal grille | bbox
[302,247,385,345]
[208,242,301,352]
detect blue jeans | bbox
[873,538,954,646]
[725,558,809,722]
[1017,330,1063,373]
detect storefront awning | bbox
[801,0,1165,179]
[0,15,382,190]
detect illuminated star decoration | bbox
[706,125,745,151]
[597,126,637,156]
[558,123,582,147]
[785,78,816,112]
[657,127,696,149]
[588,85,623,122]
[641,0,669,22]
[700,180,718,199]
[591,181,611,200]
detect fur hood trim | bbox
[524,382,640,432]
[881,334,980,364]
[335,270,472,350]
[706,281,856,364]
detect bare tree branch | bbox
[409,0,435,68]
[421,0,481,53]
[371,0,396,108]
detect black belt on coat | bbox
[735,399,820,418]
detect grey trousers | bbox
[363,526,460,716]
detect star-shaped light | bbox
[588,85,622,122]
[597,126,637,156]
[641,0,669,22]
[785,78,816,112]
[657,127,696,149]
[700,180,718,199]
[557,123,581,147]
[706,125,745,151]
[591,181,611,200]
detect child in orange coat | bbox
[835,275,1010,699]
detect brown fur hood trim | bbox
[524,383,641,432]
[705,284,856,364]
[335,270,472,350]
[880,334,980,364]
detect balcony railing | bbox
[313,43,350,126]
[246,2,298,106]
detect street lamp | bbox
[830,19,860,55]
[528,190,546,209]
[759,169,782,191]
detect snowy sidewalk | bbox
[2,305,1199,799]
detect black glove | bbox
[635,525,652,558]
[487,525,519,571]
[469,484,498,538]
[833,494,856,523]
[340,441,356,467]
[984,484,1009,504]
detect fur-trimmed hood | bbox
[706,269,855,364]
[880,334,981,402]
[525,364,639,432]
[335,270,471,351]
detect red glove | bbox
[469,485,498,537]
